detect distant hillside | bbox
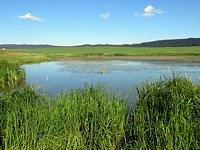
[1,38,200,49]
[0,44,61,49]
[74,44,132,47]
[75,38,200,47]
[133,38,200,47]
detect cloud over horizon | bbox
[18,13,45,22]
[134,5,165,17]
[99,13,110,19]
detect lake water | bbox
[22,60,200,103]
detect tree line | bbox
[133,38,200,47]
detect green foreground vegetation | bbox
[1,46,200,64]
[0,61,200,149]
[0,60,25,91]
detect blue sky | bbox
[0,0,200,46]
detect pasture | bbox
[7,46,200,56]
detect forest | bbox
[133,38,200,47]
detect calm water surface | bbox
[22,60,200,103]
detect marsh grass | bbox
[0,60,25,91]
[131,77,200,149]
[0,85,128,149]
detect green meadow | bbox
[0,46,199,64]
[8,46,200,56]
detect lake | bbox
[22,60,200,103]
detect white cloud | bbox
[143,5,154,17]
[18,13,45,22]
[143,5,165,17]
[144,5,154,13]
[99,13,110,19]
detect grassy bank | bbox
[0,60,25,91]
[0,51,51,65]
[1,46,200,64]
[1,86,128,149]
[131,77,200,149]
[0,74,200,149]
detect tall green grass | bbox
[0,60,25,91]
[0,86,128,149]
[0,75,200,149]
[131,77,200,149]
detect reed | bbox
[0,85,128,149]
[0,60,25,91]
[131,77,200,149]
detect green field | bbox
[8,46,200,56]
[0,46,199,64]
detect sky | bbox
[0,0,200,46]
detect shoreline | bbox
[59,55,200,63]
[1,51,200,64]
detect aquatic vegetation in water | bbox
[98,69,105,74]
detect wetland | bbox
[23,60,200,103]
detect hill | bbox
[0,44,61,49]
[1,38,200,49]
[133,38,200,47]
